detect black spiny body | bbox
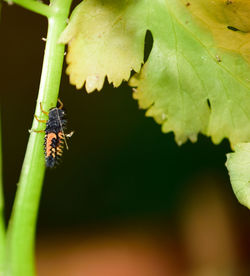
[44,107,67,168]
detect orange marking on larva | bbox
[46,133,57,157]
[58,131,64,140]
[55,131,64,157]
[57,148,62,152]
[57,151,63,156]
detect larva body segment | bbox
[44,108,67,168]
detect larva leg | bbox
[40,102,49,116]
[34,115,47,123]
[66,131,74,138]
[28,129,45,134]
[57,98,63,110]
[31,111,47,133]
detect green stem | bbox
[5,1,72,275]
[0,112,5,275]
[4,0,51,17]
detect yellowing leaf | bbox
[184,0,250,63]
[61,0,250,148]
[59,0,146,92]
[226,143,250,209]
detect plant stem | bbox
[0,5,6,275]
[5,1,72,275]
[0,112,5,275]
[4,0,51,17]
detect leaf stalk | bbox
[4,0,51,17]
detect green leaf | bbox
[60,0,250,208]
[130,0,250,146]
[226,143,250,209]
[61,0,250,147]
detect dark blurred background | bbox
[0,1,249,275]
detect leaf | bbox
[61,0,250,148]
[130,0,250,146]
[60,0,250,208]
[226,143,250,209]
[184,0,250,64]
[59,0,146,92]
